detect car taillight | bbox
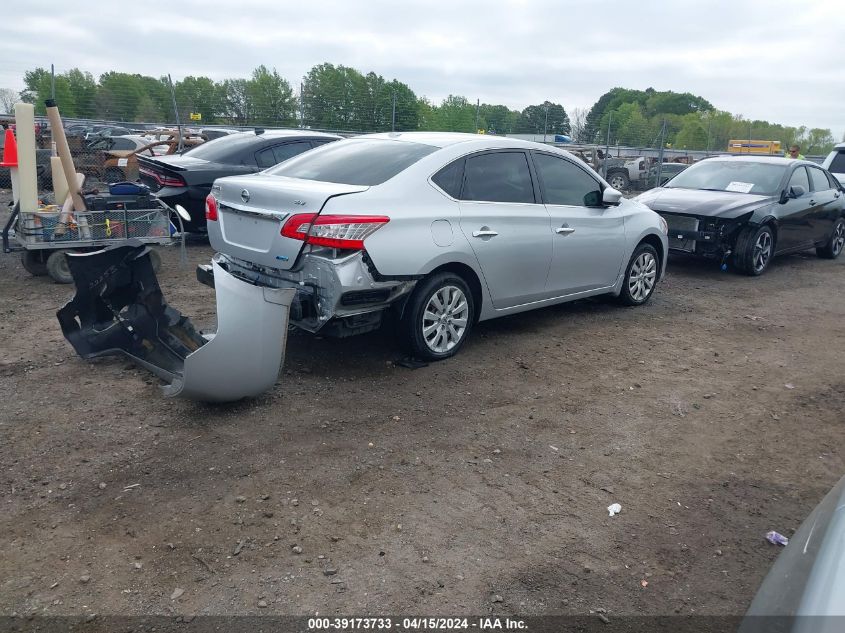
[139,167,185,188]
[281,213,389,250]
[205,194,218,221]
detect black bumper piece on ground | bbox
[57,240,206,383]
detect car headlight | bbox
[658,216,668,235]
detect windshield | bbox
[665,160,786,195]
[266,138,437,186]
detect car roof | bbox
[702,155,810,165]
[833,142,845,150]
[353,131,555,151]
[238,129,341,140]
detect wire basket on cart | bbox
[3,197,175,283]
[14,207,171,247]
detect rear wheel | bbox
[735,225,774,276]
[21,250,48,276]
[400,272,474,361]
[617,243,659,306]
[816,217,845,259]
[46,250,73,284]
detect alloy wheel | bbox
[627,251,657,302]
[833,222,845,256]
[753,231,773,273]
[422,285,470,354]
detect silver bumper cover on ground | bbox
[58,240,294,402]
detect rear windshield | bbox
[266,138,437,186]
[665,160,786,195]
[182,133,259,161]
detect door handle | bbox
[555,227,576,235]
[810,199,816,205]
[472,229,498,238]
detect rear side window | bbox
[461,152,535,204]
[432,159,464,198]
[255,147,276,168]
[808,167,831,192]
[272,141,312,164]
[267,139,437,186]
[533,152,602,206]
[788,167,810,193]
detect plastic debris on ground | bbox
[765,530,789,546]
[607,503,622,517]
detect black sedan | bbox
[138,130,341,232]
[635,156,845,275]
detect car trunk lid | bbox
[209,174,369,270]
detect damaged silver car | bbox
[199,132,669,360]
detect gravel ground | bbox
[0,193,843,621]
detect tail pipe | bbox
[57,240,295,402]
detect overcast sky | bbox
[2,0,842,140]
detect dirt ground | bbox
[0,198,843,621]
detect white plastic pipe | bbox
[14,103,38,213]
[51,156,68,206]
[9,169,19,205]
[44,99,85,212]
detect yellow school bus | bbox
[727,140,782,155]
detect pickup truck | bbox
[604,156,647,191]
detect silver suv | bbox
[822,142,845,186]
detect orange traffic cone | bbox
[0,128,17,167]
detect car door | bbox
[777,166,816,252]
[807,166,842,242]
[531,151,627,295]
[457,151,553,309]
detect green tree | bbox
[175,75,219,124]
[21,67,74,115]
[248,65,296,126]
[64,69,97,118]
[434,95,476,132]
[479,104,519,134]
[516,101,570,136]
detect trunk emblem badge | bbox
[241,189,250,203]
[293,200,306,206]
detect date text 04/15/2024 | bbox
[307,617,528,630]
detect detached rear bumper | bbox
[58,240,295,402]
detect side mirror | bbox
[788,184,806,199]
[602,187,623,206]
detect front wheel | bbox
[617,243,659,306]
[735,225,774,276]
[816,217,845,259]
[400,272,474,361]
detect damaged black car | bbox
[635,156,845,275]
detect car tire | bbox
[104,167,125,184]
[735,224,775,276]
[816,217,845,259]
[617,243,659,306]
[21,250,48,276]
[400,272,474,361]
[46,250,73,284]
[607,171,629,191]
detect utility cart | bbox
[3,193,174,283]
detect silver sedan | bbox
[201,132,669,360]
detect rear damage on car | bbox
[200,173,417,337]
